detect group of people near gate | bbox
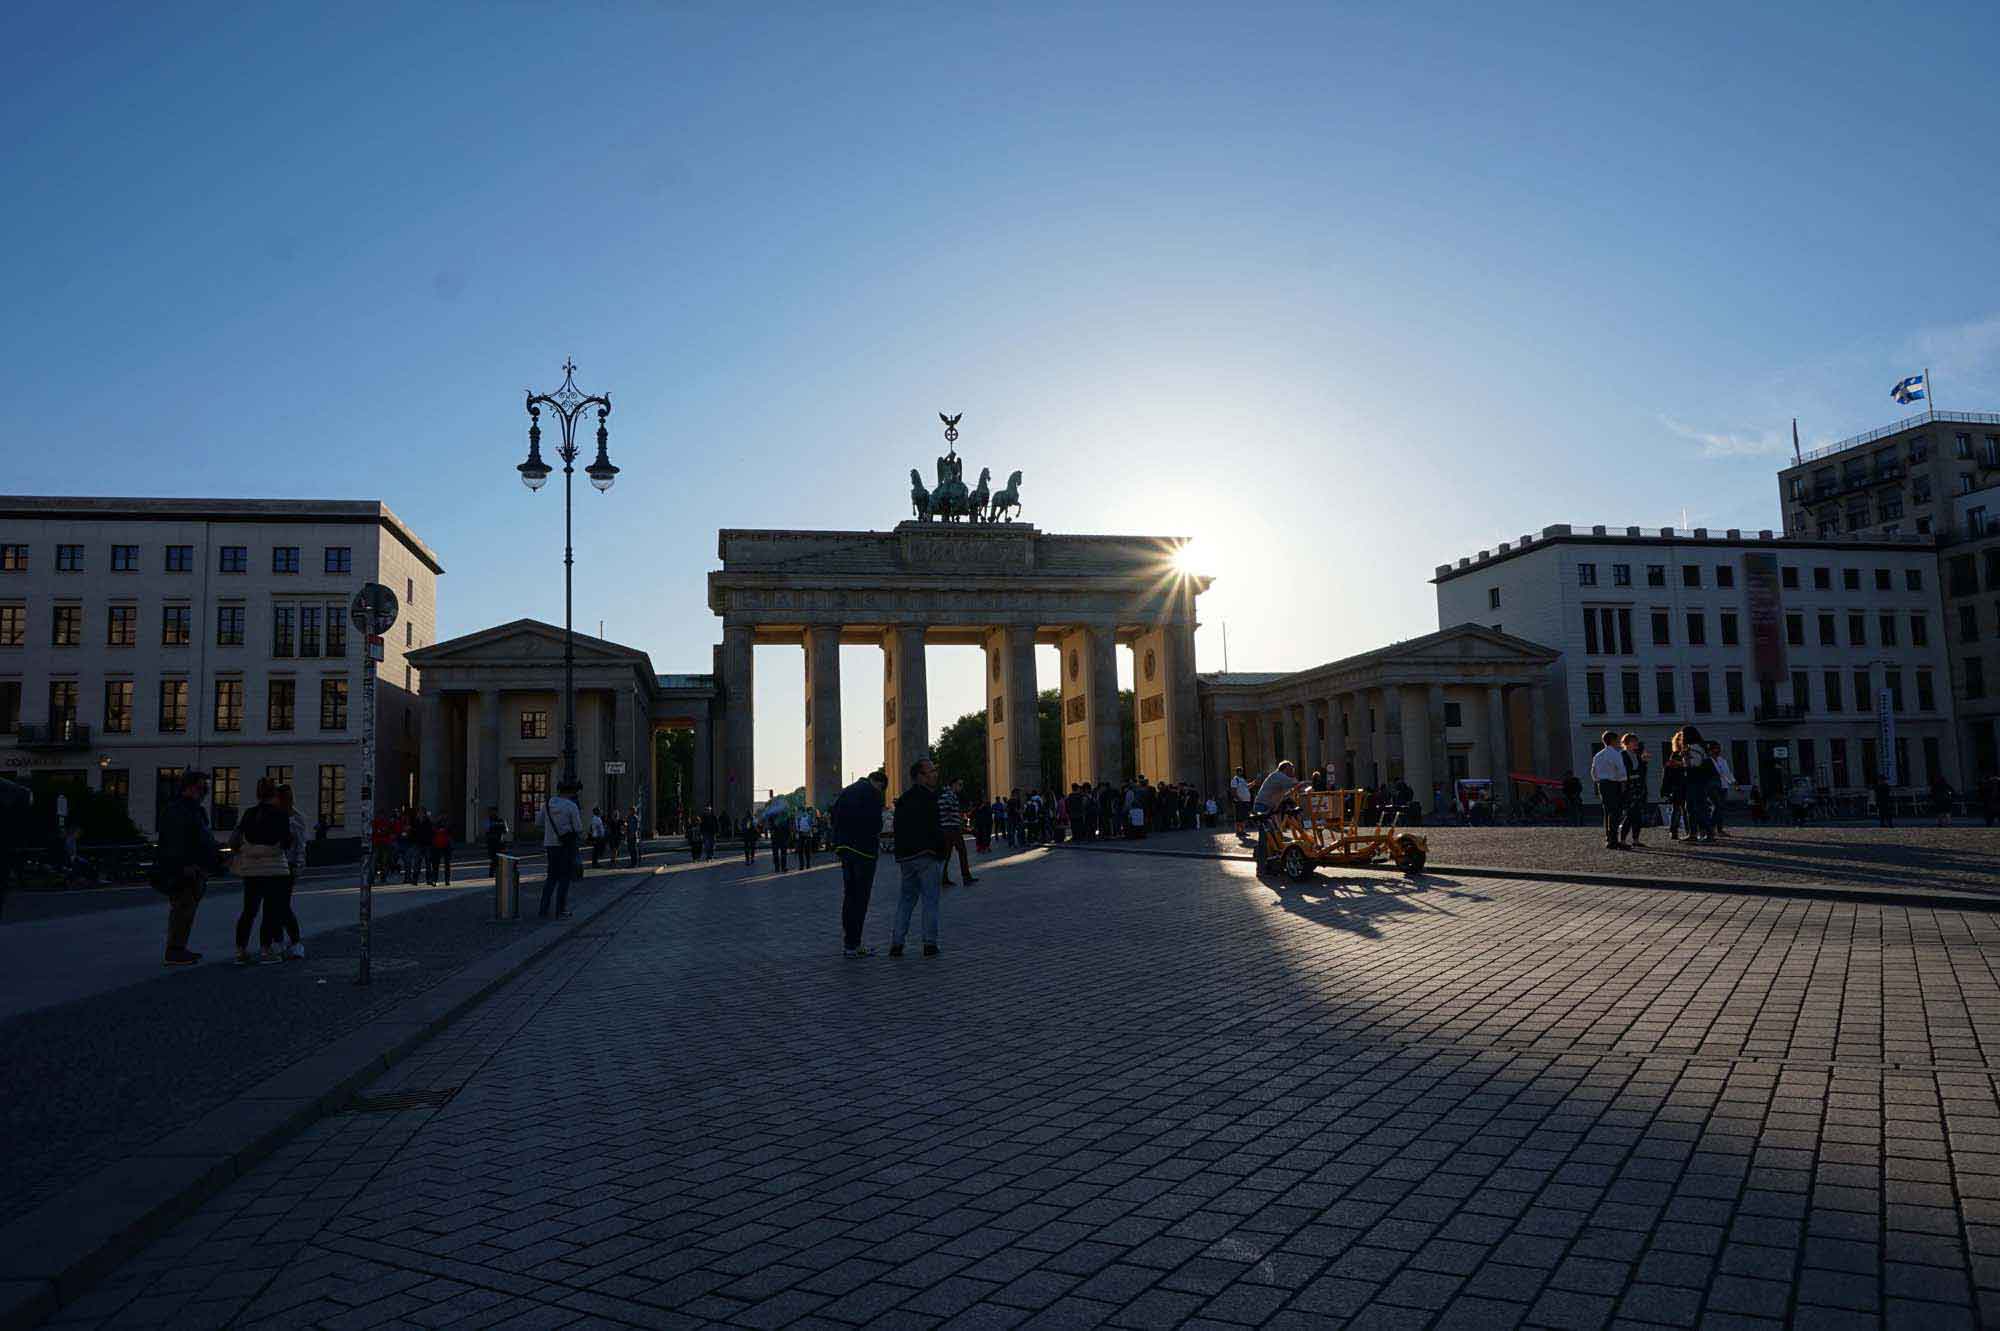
[154,769,310,967]
[1587,725,1737,848]
[979,779,1213,846]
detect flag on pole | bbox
[1891,373,1928,405]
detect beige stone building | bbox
[0,498,442,837]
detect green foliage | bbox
[934,708,987,797]
[653,728,696,825]
[930,687,1138,798]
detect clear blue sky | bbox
[7,2,1998,794]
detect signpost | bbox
[349,583,399,986]
[603,761,627,775]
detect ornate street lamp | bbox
[518,358,615,790]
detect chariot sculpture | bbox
[908,413,1024,523]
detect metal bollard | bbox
[493,854,520,922]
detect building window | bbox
[1646,565,1666,587]
[1918,670,1936,712]
[1790,669,1809,712]
[273,605,295,657]
[0,545,28,572]
[1682,564,1702,588]
[1621,671,1641,714]
[1716,565,1734,589]
[219,545,248,574]
[211,767,241,830]
[101,604,136,647]
[1957,432,1974,459]
[1582,606,1632,656]
[1685,612,1706,646]
[47,681,78,735]
[1691,671,1712,714]
[1914,478,1933,503]
[0,680,18,732]
[1879,614,1898,647]
[1485,586,1500,610]
[1781,565,1799,590]
[1725,671,1745,714]
[1830,738,1849,788]
[1824,670,1843,712]
[0,605,21,646]
[214,679,244,731]
[111,544,139,572]
[55,544,83,572]
[405,623,413,648]
[268,678,296,731]
[1585,672,1606,714]
[1951,556,1978,596]
[1848,613,1866,646]
[1844,568,1861,591]
[1988,549,2000,591]
[1909,613,1927,648]
[325,607,347,657]
[1873,568,1891,592]
[1655,670,1676,714]
[1969,658,1987,700]
[520,708,550,740]
[166,545,193,573]
[272,546,301,574]
[1785,613,1803,647]
[1886,669,1904,712]
[1443,702,1463,727]
[1961,605,1980,644]
[154,767,184,819]
[51,605,81,646]
[101,769,128,809]
[1962,474,1976,496]
[1650,610,1670,646]
[102,680,133,733]
[325,546,353,575]
[162,604,192,646]
[1578,563,1597,586]
[265,764,293,790]
[318,765,346,828]
[1731,740,1751,786]
[1854,670,1872,713]
[1720,611,1739,646]
[320,678,349,730]
[406,577,414,603]
[1813,567,1831,590]
[1612,564,1632,587]
[216,605,245,647]
[159,679,189,732]
[299,606,321,657]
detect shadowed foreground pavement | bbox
[43,846,2000,1329]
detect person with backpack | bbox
[158,770,225,966]
[229,778,294,965]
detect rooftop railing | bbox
[1795,410,2000,466]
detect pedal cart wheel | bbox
[1281,843,1312,881]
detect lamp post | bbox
[518,358,618,791]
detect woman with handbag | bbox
[230,778,295,965]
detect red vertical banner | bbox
[1743,552,1787,685]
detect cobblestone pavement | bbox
[44,847,2000,1329]
[1147,823,2000,896]
[0,858,662,1227]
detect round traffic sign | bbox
[350,582,400,635]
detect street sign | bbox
[604,761,628,775]
[349,582,400,636]
[367,634,384,662]
[1772,745,1789,760]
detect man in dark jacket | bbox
[830,770,889,957]
[158,769,224,966]
[891,756,949,958]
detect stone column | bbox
[721,624,755,816]
[1487,684,1512,785]
[803,627,842,808]
[419,689,445,815]
[1359,688,1382,784]
[1088,625,1120,787]
[611,685,635,817]
[1528,682,1553,778]
[1326,695,1349,786]
[1207,705,1229,794]
[1276,705,1297,769]
[1167,621,1202,785]
[1428,683,1449,805]
[477,690,502,826]
[883,625,928,798]
[1400,685,1433,805]
[1056,624,1120,788]
[986,625,1041,796]
[691,715,712,812]
[1302,700,1323,774]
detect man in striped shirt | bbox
[938,776,978,887]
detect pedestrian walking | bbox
[230,777,294,965]
[1706,742,1735,838]
[627,807,643,866]
[771,810,791,871]
[831,770,888,957]
[741,814,758,864]
[589,807,607,868]
[156,770,223,966]
[1618,736,1649,847]
[1590,731,1627,850]
[939,777,976,886]
[539,779,584,919]
[891,756,948,957]
[429,816,451,885]
[274,783,307,959]
[1677,727,1717,843]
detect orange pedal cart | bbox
[1262,788,1428,881]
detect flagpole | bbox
[1927,366,1934,417]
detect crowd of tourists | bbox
[154,769,309,967]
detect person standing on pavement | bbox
[740,813,758,864]
[1660,748,1687,841]
[157,769,223,966]
[831,770,888,957]
[483,808,508,880]
[588,807,607,868]
[697,805,717,860]
[274,783,307,959]
[539,779,585,919]
[891,756,949,958]
[1231,767,1252,836]
[1705,741,1735,839]
[1590,731,1627,851]
[794,807,816,870]
[230,778,294,965]
[939,777,977,887]
[1618,736,1649,848]
[429,816,451,885]
[627,807,643,866]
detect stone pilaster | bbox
[1327,695,1349,786]
[419,689,445,815]
[1487,684,1512,785]
[883,626,928,798]
[721,624,755,817]
[804,626,842,808]
[1428,683,1449,804]
[1401,684,1433,805]
[477,690,502,826]
[986,625,1040,797]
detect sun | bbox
[1172,539,1209,577]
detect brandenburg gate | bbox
[708,520,1207,807]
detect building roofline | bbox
[0,496,445,574]
[1433,524,1934,584]
[1783,408,2000,468]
